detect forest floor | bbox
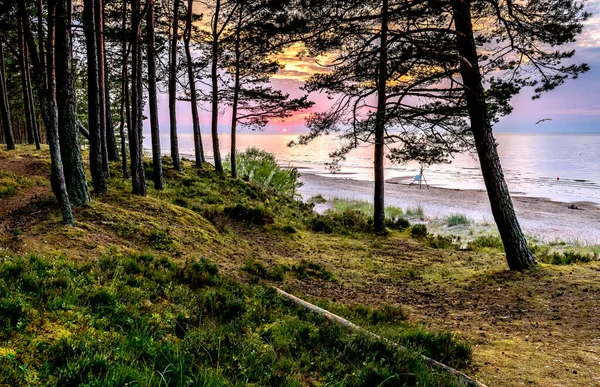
[1,146,600,386]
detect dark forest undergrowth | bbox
[1,146,599,386]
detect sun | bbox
[281,128,288,133]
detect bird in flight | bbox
[535,118,552,124]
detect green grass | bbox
[446,214,470,227]
[0,170,33,198]
[405,205,425,219]
[0,253,470,387]
[224,147,303,197]
[324,198,410,233]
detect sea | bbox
[144,132,600,205]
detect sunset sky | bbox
[149,1,600,136]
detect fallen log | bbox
[274,287,487,387]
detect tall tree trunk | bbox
[103,21,119,162]
[210,0,223,173]
[105,62,119,161]
[229,20,241,178]
[184,0,204,168]
[100,0,119,162]
[129,0,146,196]
[451,0,535,270]
[19,19,36,146]
[169,0,182,171]
[56,0,91,206]
[373,0,388,233]
[95,0,110,176]
[0,44,15,151]
[119,0,129,178]
[147,0,164,189]
[37,0,47,90]
[84,0,107,193]
[45,0,75,224]
[24,40,41,149]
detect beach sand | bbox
[298,172,600,245]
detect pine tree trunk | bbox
[169,0,182,171]
[119,0,129,178]
[37,0,46,91]
[95,0,110,176]
[103,0,119,163]
[184,0,204,168]
[451,0,536,271]
[56,0,91,206]
[44,0,75,224]
[147,0,164,190]
[229,23,241,179]
[373,0,388,233]
[84,0,107,193]
[19,19,36,146]
[210,0,223,173]
[0,44,15,151]
[129,0,146,196]
[24,41,40,149]
[105,63,119,161]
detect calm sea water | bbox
[145,132,600,204]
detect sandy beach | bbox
[298,172,600,245]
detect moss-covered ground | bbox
[1,145,600,386]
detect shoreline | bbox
[298,172,600,245]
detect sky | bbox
[148,1,600,136]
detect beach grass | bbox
[405,205,425,219]
[445,214,470,227]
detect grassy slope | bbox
[1,146,600,386]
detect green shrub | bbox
[467,235,503,250]
[176,258,220,288]
[0,254,471,387]
[387,216,410,231]
[536,249,596,265]
[446,214,469,227]
[241,259,286,281]
[290,259,336,281]
[310,209,373,234]
[147,228,174,251]
[426,235,454,249]
[410,224,428,238]
[224,147,303,197]
[225,203,275,225]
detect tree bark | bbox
[95,0,110,176]
[84,0,107,193]
[210,0,223,173]
[119,0,129,178]
[0,44,15,151]
[373,0,388,233]
[184,0,204,169]
[44,0,75,224]
[37,0,47,91]
[56,0,91,206]
[23,33,41,149]
[129,0,146,196]
[451,0,535,271]
[169,0,182,171]
[98,0,119,162]
[18,19,36,146]
[147,0,164,189]
[229,18,241,178]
